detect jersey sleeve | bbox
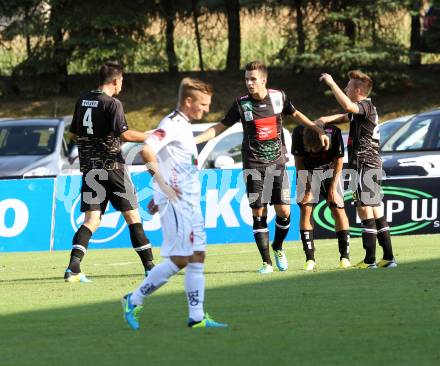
[221,101,241,127]
[354,100,370,117]
[109,99,129,136]
[282,91,296,115]
[291,127,304,156]
[329,127,345,158]
[144,122,178,154]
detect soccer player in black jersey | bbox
[196,61,329,274]
[292,125,351,270]
[318,70,396,269]
[64,61,155,282]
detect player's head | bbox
[303,127,324,153]
[99,61,124,96]
[245,61,268,96]
[344,70,373,101]
[178,77,213,121]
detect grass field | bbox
[1,234,439,366]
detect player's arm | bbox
[315,114,349,125]
[69,132,77,141]
[195,122,229,144]
[141,144,180,201]
[328,156,344,207]
[294,156,313,205]
[121,129,149,142]
[319,73,360,114]
[292,109,330,150]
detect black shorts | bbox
[296,170,344,209]
[243,164,291,209]
[80,168,138,213]
[352,166,383,207]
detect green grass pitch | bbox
[1,234,439,366]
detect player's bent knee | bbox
[275,205,290,218]
[170,256,189,269]
[189,251,205,263]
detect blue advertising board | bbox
[0,178,55,252]
[52,168,300,251]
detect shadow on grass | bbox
[1,259,439,366]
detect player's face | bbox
[344,79,359,101]
[187,91,211,121]
[245,70,267,96]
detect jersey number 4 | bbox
[83,108,93,135]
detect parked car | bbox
[122,122,294,170]
[381,108,440,177]
[0,118,78,178]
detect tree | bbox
[224,0,240,71]
[192,0,204,71]
[159,0,179,74]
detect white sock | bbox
[185,262,205,322]
[131,258,179,306]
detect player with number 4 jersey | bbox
[64,61,155,283]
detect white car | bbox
[121,122,294,170]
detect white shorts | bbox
[158,201,206,257]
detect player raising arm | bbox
[317,71,396,269]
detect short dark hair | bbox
[348,70,373,96]
[303,127,322,151]
[99,61,123,85]
[245,60,268,78]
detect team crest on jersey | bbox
[269,91,283,114]
[152,129,166,140]
[241,101,253,112]
[244,111,254,121]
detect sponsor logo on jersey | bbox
[241,101,253,112]
[244,111,254,121]
[81,100,99,107]
[254,116,277,140]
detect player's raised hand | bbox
[319,73,334,86]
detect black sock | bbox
[361,219,377,264]
[336,230,350,259]
[68,225,92,273]
[375,216,394,260]
[253,216,272,265]
[129,223,155,271]
[272,215,290,251]
[300,230,315,261]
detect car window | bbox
[379,121,404,147]
[0,125,57,156]
[381,117,437,152]
[202,132,242,169]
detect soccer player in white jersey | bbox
[122,78,227,330]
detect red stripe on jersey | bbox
[153,128,166,140]
[254,116,278,141]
